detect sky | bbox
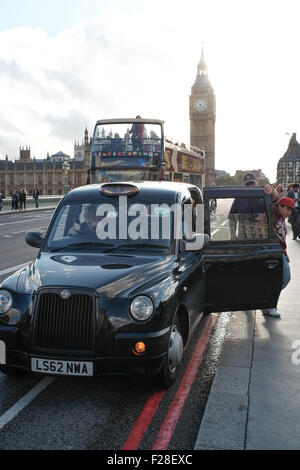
[0,0,299,182]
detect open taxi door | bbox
[202,186,283,314]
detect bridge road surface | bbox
[0,209,231,450]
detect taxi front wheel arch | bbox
[157,313,184,388]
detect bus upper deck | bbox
[89,118,205,188]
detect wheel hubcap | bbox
[168,324,183,374]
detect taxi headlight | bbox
[130,296,154,321]
[0,290,13,314]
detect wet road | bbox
[0,210,230,450]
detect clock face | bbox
[194,98,207,112]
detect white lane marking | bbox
[0,216,50,227]
[0,377,55,430]
[0,262,32,277]
[1,227,47,239]
[2,227,47,238]
[11,226,47,236]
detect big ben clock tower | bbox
[190,46,216,186]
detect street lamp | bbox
[62,159,70,194]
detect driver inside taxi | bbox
[68,205,103,237]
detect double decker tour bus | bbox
[88,118,205,188]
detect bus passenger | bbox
[114,133,122,152]
[129,115,145,152]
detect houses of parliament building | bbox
[0,47,217,196]
[0,129,91,197]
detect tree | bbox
[215,175,240,186]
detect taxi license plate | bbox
[31,358,93,376]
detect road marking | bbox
[0,216,50,227]
[152,314,216,450]
[121,314,216,450]
[122,390,165,450]
[0,262,32,277]
[0,377,55,430]
[10,226,47,236]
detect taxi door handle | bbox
[264,260,280,269]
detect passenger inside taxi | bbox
[68,205,103,237]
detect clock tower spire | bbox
[197,43,208,76]
[190,45,216,186]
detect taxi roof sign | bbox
[100,183,140,197]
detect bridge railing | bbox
[1,195,63,211]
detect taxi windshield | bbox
[45,201,175,254]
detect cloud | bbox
[0,8,193,161]
[46,111,90,142]
[0,0,299,181]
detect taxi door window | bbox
[209,197,269,241]
[52,205,70,240]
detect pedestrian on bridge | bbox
[11,188,19,210]
[287,183,300,240]
[20,189,27,210]
[33,187,39,208]
[262,196,294,318]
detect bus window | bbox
[92,122,163,166]
[174,173,183,182]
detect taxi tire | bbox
[158,314,183,388]
[0,365,28,377]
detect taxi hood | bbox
[4,252,175,298]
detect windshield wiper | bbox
[103,243,169,253]
[49,242,115,252]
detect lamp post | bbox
[62,159,70,194]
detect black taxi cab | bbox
[0,182,283,387]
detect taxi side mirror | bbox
[180,233,210,252]
[25,231,43,248]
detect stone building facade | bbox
[190,46,216,186]
[277,133,300,185]
[0,129,91,197]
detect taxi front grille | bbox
[33,291,95,352]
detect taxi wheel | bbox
[0,365,28,377]
[158,314,183,388]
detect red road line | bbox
[121,389,166,450]
[152,314,216,450]
[121,314,216,450]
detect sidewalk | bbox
[195,229,300,450]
